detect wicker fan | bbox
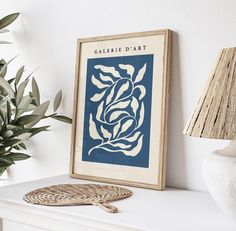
[24,184,132,213]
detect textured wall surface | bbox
[1,0,234,191]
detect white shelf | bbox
[0,175,235,231]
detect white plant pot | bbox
[202,141,236,219]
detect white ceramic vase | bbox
[202,140,236,219]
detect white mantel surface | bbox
[0,175,235,231]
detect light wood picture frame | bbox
[70,30,171,190]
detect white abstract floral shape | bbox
[96,101,104,121]
[135,85,146,100]
[126,131,141,142]
[99,73,114,83]
[137,102,145,129]
[95,65,121,78]
[91,75,110,89]
[114,81,130,101]
[120,119,133,133]
[130,96,139,115]
[113,121,121,138]
[89,114,102,140]
[122,135,143,157]
[134,63,146,83]
[107,100,131,114]
[106,85,115,105]
[119,64,135,77]
[109,111,129,123]
[90,90,106,102]
[101,125,111,139]
[110,142,132,149]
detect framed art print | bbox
[70,30,171,190]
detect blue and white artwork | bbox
[82,54,153,168]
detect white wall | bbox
[1,0,235,191]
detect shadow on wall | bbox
[166,32,187,189]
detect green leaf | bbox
[15,66,24,85]
[0,56,18,78]
[33,101,50,116]
[0,148,7,155]
[18,95,31,109]
[8,77,15,84]
[25,103,37,112]
[32,77,40,106]
[6,152,30,161]
[16,115,38,126]
[12,126,49,138]
[29,91,34,98]
[0,59,7,78]
[0,108,6,122]
[16,78,29,105]
[0,59,6,66]
[6,125,20,130]
[25,67,39,81]
[52,115,72,124]
[0,161,12,168]
[0,88,9,97]
[0,167,6,176]
[53,90,62,112]
[2,139,21,148]
[16,96,32,118]
[29,126,50,137]
[12,128,29,136]
[6,101,11,123]
[0,156,14,165]
[11,98,16,107]
[29,91,37,106]
[26,101,50,128]
[3,130,13,138]
[17,132,31,141]
[0,13,19,30]
[13,145,19,150]
[0,77,14,98]
[18,142,26,150]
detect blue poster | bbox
[82,54,153,168]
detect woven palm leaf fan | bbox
[24,184,132,213]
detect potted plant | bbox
[0,13,72,175]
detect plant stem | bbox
[43,113,57,119]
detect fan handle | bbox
[93,201,118,213]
